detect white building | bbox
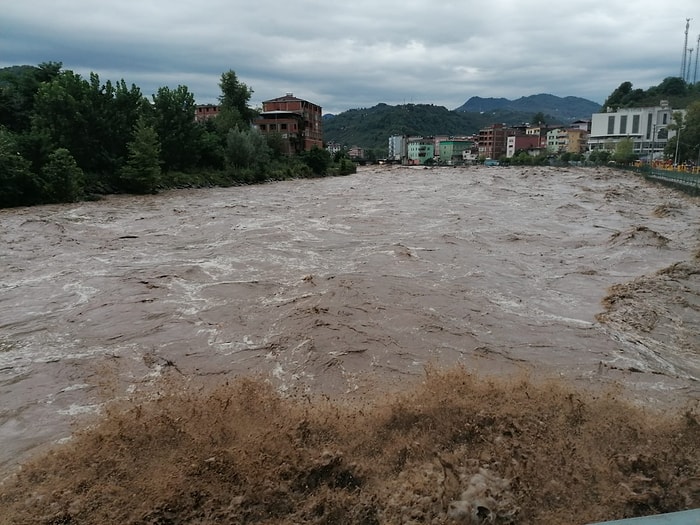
[388,135,407,162]
[588,101,681,160]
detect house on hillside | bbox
[253,93,323,155]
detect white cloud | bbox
[1,1,698,114]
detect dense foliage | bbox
[322,99,587,153]
[602,77,700,111]
[322,103,565,153]
[0,63,354,208]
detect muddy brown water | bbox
[1,165,699,476]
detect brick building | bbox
[253,93,323,155]
[477,123,511,159]
[194,104,220,122]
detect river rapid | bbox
[1,165,699,475]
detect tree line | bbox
[0,63,354,208]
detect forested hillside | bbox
[602,77,700,110]
[322,103,559,152]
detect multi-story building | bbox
[253,93,323,154]
[388,135,408,162]
[588,101,680,160]
[407,137,435,165]
[477,124,510,159]
[506,134,543,158]
[439,139,474,164]
[194,104,220,122]
[546,128,589,154]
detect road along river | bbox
[1,165,699,475]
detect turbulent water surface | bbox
[1,165,699,475]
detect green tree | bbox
[225,127,271,181]
[301,145,331,176]
[679,101,700,164]
[613,138,636,164]
[216,70,255,133]
[119,118,161,194]
[41,148,84,203]
[0,127,40,207]
[151,85,201,173]
[532,112,546,125]
[603,81,633,110]
[0,62,63,133]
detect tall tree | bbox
[151,85,200,173]
[0,62,62,133]
[216,70,255,132]
[119,117,161,194]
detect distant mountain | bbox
[323,101,571,151]
[322,103,494,151]
[455,94,601,122]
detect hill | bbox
[322,102,568,151]
[323,94,602,151]
[455,93,602,121]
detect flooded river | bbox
[1,165,699,475]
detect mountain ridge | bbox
[322,94,601,151]
[454,93,601,120]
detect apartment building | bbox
[253,93,323,154]
[407,137,435,165]
[477,124,510,159]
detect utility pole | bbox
[681,19,690,80]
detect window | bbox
[269,124,277,131]
[662,113,668,125]
[281,123,287,130]
[632,115,640,134]
[607,116,615,135]
[259,124,266,131]
[620,115,627,134]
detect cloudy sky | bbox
[2,1,698,114]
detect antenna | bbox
[695,34,700,84]
[688,48,695,82]
[686,47,693,82]
[681,18,691,79]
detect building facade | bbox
[439,139,474,164]
[194,104,220,122]
[477,124,510,159]
[588,101,680,160]
[506,134,543,158]
[253,93,323,154]
[407,137,435,165]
